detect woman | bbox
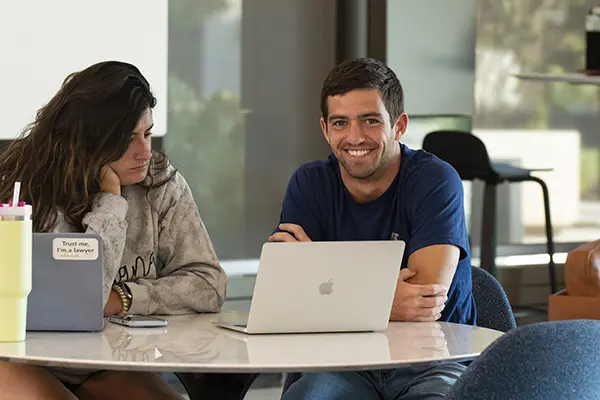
[0,61,226,399]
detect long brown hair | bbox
[0,61,168,232]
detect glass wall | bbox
[165,0,244,259]
[386,0,598,248]
[165,0,336,261]
[475,0,600,245]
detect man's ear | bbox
[320,117,330,145]
[393,112,409,141]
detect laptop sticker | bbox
[52,238,99,260]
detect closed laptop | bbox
[27,233,104,332]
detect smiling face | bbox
[109,108,154,185]
[321,88,407,181]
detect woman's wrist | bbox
[112,283,133,315]
[101,184,121,196]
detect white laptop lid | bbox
[27,233,104,332]
[245,241,405,334]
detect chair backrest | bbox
[282,266,516,395]
[471,265,516,333]
[446,320,600,399]
[422,130,495,182]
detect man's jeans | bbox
[281,362,467,400]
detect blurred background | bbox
[165,0,600,260]
[3,0,598,261]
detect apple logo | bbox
[319,279,334,295]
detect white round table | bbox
[0,312,503,373]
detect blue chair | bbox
[281,265,516,396]
[471,265,516,332]
[446,319,600,399]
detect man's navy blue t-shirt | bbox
[277,143,476,325]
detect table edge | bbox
[0,354,479,373]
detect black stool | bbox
[422,130,557,294]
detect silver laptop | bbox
[27,233,105,332]
[216,240,405,334]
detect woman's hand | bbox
[104,289,123,316]
[100,165,121,195]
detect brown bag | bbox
[564,240,600,296]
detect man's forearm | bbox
[406,244,459,289]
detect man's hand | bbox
[267,223,312,242]
[104,289,123,316]
[390,268,448,322]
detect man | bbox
[268,57,476,399]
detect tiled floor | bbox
[245,374,283,399]
[245,387,283,399]
[180,386,281,399]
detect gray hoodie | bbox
[52,164,227,314]
[48,165,226,385]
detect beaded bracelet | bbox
[112,283,131,315]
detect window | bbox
[166,0,337,260]
[166,0,244,259]
[475,0,600,245]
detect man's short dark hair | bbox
[320,57,404,125]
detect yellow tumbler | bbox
[0,204,32,342]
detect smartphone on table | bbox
[108,315,168,328]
